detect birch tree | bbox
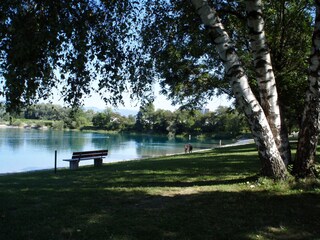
[190,0,288,179]
[190,0,318,178]
[245,0,291,166]
[294,0,320,177]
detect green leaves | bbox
[0,0,147,112]
[0,0,314,125]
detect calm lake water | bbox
[0,127,230,174]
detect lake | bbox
[0,127,229,174]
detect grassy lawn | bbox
[0,144,320,240]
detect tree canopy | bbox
[0,0,153,111]
[0,1,313,129]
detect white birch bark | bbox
[245,0,291,166]
[294,1,320,177]
[191,0,287,179]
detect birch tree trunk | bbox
[294,1,320,177]
[245,0,291,166]
[191,0,288,179]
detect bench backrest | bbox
[72,150,108,159]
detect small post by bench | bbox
[63,150,108,170]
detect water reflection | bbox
[0,128,227,174]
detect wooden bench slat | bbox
[72,150,107,157]
[72,150,108,155]
[64,156,106,162]
[72,153,108,159]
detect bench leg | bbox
[70,161,79,170]
[94,158,103,167]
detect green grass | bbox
[0,144,320,240]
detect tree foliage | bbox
[0,0,153,112]
[0,0,313,125]
[265,0,313,129]
[137,0,313,129]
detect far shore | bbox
[0,123,49,130]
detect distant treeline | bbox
[0,103,249,139]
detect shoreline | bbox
[0,123,49,130]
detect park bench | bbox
[63,149,108,170]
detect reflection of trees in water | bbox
[94,134,223,158]
[134,135,182,157]
[0,128,24,150]
[136,144,182,157]
[0,129,89,152]
[25,130,89,152]
[1,129,135,153]
[135,137,225,158]
[1,129,228,158]
[91,134,179,156]
[91,134,135,152]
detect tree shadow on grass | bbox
[1,176,319,240]
[51,153,261,189]
[0,152,261,189]
[1,149,319,239]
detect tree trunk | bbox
[191,0,288,179]
[245,0,291,166]
[294,1,320,177]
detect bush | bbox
[52,121,64,130]
[11,119,23,127]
